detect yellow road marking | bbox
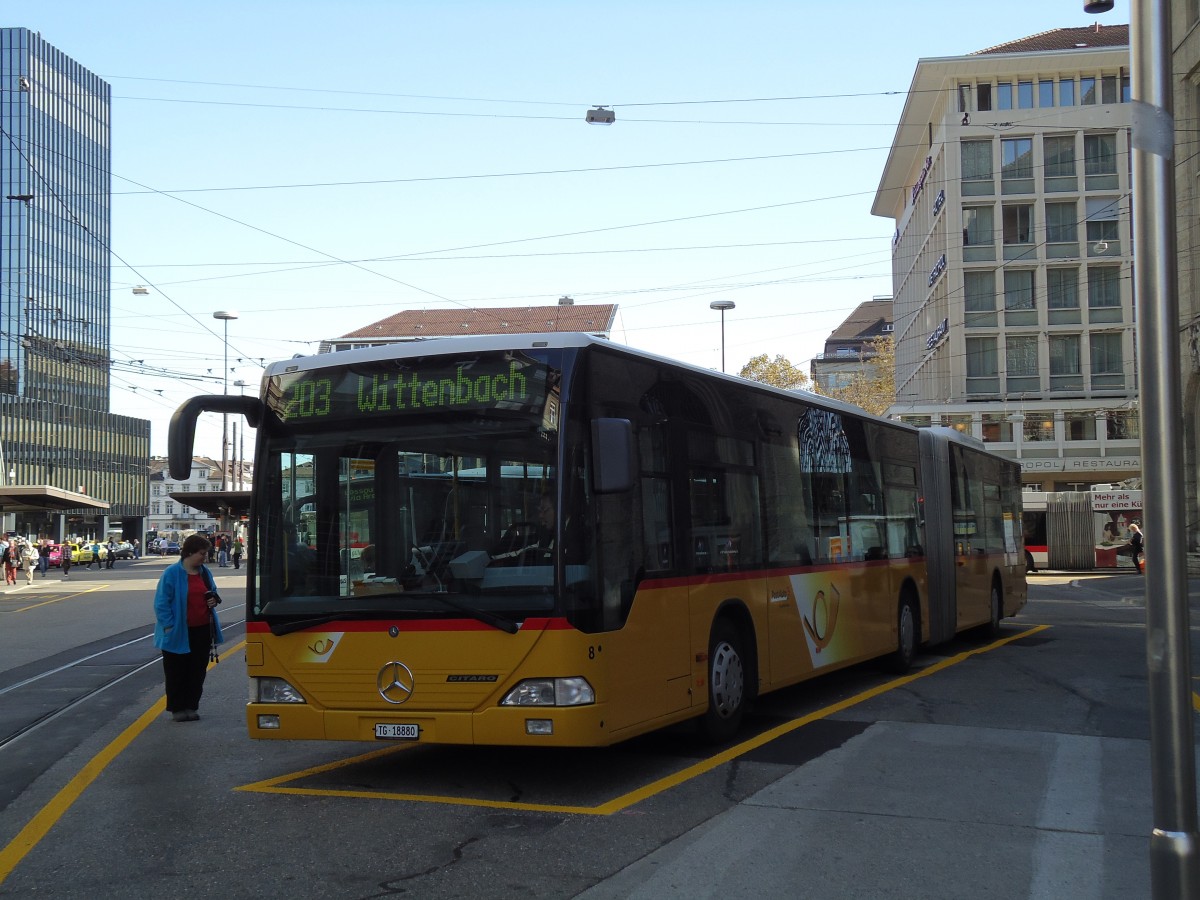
[237,624,1052,815]
[2,584,109,613]
[0,640,246,887]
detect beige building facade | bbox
[1172,3,1200,551]
[873,25,1138,491]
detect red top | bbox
[185,573,210,627]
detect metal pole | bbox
[720,310,726,373]
[1130,2,1200,895]
[221,318,229,491]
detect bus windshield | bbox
[252,349,581,628]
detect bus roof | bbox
[261,332,913,433]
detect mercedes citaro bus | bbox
[169,333,1026,747]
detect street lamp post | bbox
[213,311,238,491]
[709,300,736,373]
[233,379,247,490]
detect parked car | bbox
[111,542,135,560]
[45,544,63,567]
[68,543,92,564]
[164,540,180,555]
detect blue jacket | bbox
[153,561,224,654]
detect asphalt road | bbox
[0,566,1194,898]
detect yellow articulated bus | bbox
[168,334,1026,747]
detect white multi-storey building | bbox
[873,24,1137,491]
[148,457,251,537]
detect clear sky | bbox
[17,1,1130,457]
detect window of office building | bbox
[1046,201,1078,244]
[1001,137,1034,188]
[1044,135,1076,180]
[962,206,994,260]
[944,414,973,434]
[1065,411,1096,440]
[982,413,1013,442]
[965,270,997,327]
[1084,134,1117,174]
[1087,266,1121,308]
[958,84,972,112]
[1004,270,1035,310]
[1003,204,1033,246]
[1085,198,1120,243]
[1006,335,1040,393]
[998,82,1013,110]
[1049,334,1082,391]
[978,83,992,111]
[1023,415,1055,442]
[1059,78,1076,106]
[1101,75,1118,104]
[1047,268,1080,309]
[962,140,993,194]
[1106,410,1139,439]
[1039,80,1055,108]
[1084,133,1118,190]
[1090,333,1124,389]
[1081,76,1097,105]
[1018,81,1034,108]
[966,337,999,393]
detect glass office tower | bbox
[1,28,149,539]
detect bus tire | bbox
[888,591,918,674]
[987,579,1003,639]
[701,618,746,743]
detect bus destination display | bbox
[270,356,549,423]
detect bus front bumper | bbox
[246,701,612,747]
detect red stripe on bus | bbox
[638,558,923,591]
[245,616,574,634]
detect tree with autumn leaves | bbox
[738,336,896,417]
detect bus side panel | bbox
[602,582,694,734]
[918,429,957,644]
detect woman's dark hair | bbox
[180,534,212,558]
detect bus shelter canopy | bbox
[169,490,251,519]
[0,485,110,513]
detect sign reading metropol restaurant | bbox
[1019,457,1140,472]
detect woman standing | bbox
[153,534,224,722]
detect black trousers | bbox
[161,624,212,713]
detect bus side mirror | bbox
[592,418,635,494]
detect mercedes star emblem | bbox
[377,661,415,704]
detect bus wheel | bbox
[987,580,1003,639]
[888,593,917,674]
[701,619,746,742]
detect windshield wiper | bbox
[419,592,519,634]
[266,610,380,636]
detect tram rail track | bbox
[0,606,245,752]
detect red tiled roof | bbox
[974,24,1129,55]
[339,304,618,340]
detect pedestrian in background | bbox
[1128,523,1145,574]
[37,541,49,578]
[2,541,18,585]
[61,544,72,579]
[22,541,36,585]
[232,538,242,570]
[153,534,224,722]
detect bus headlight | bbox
[252,676,306,704]
[500,677,595,707]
